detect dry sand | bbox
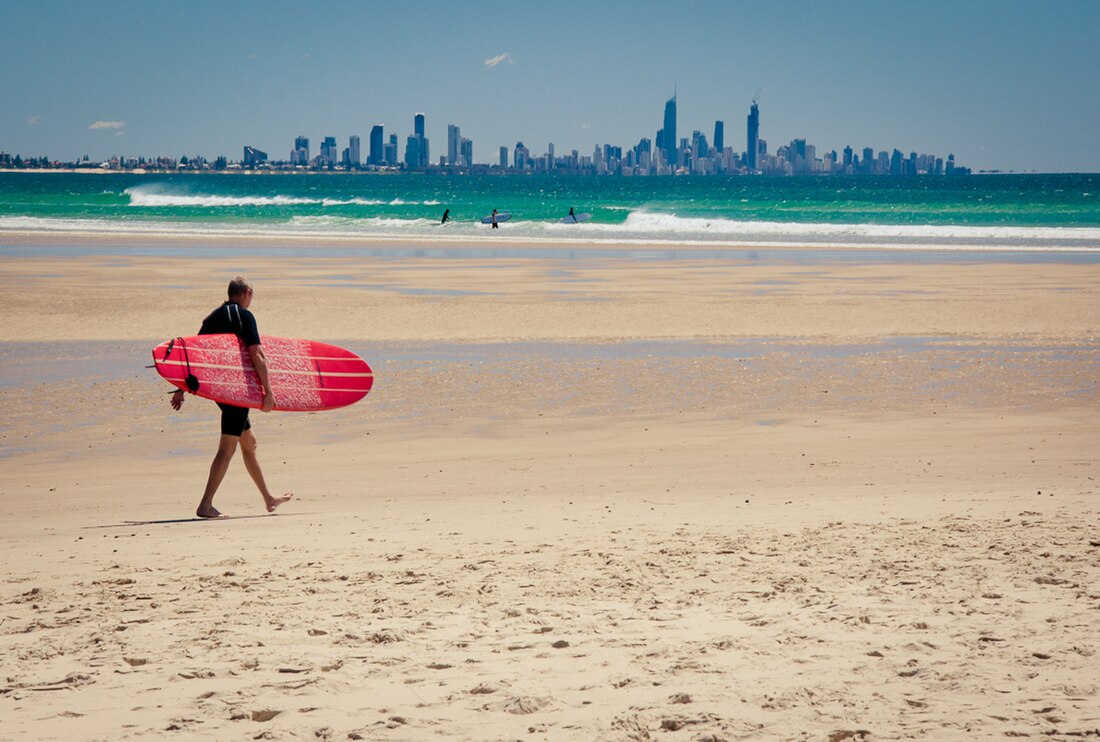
[1,244,1098,740]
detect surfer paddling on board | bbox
[170,276,292,518]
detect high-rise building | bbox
[320,136,338,167]
[408,113,429,168]
[713,121,724,152]
[514,141,530,170]
[404,136,421,170]
[461,137,473,168]
[385,134,398,166]
[662,94,677,169]
[447,124,461,166]
[746,101,759,171]
[369,126,384,165]
[291,135,310,166]
[348,136,360,168]
[243,146,267,168]
[890,148,903,176]
[499,146,508,168]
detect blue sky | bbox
[2,0,1099,172]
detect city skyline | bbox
[2,1,1099,172]
[1,94,968,178]
[242,95,967,176]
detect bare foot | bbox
[196,506,224,519]
[265,493,293,513]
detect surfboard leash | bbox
[176,336,201,393]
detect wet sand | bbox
[1,246,1098,739]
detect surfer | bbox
[568,207,577,223]
[170,276,292,518]
[491,208,499,229]
[441,208,449,224]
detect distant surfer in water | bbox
[568,207,577,223]
[491,208,499,229]
[441,208,449,224]
[170,276,292,518]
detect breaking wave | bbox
[2,210,1098,252]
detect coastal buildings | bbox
[290,136,309,166]
[746,101,759,171]
[1,93,969,175]
[447,125,461,168]
[369,125,384,166]
[242,146,267,168]
[346,135,360,169]
[656,94,677,170]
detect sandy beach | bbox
[1,239,1098,740]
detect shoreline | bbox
[2,228,1099,259]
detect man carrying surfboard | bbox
[170,277,292,518]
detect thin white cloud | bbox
[27,115,41,126]
[90,120,126,130]
[484,52,512,69]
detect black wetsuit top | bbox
[199,301,261,347]
[198,301,261,433]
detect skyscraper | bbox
[348,135,360,168]
[404,136,421,170]
[662,94,677,169]
[321,136,338,167]
[447,124,461,166]
[409,113,429,168]
[746,101,759,171]
[385,134,398,166]
[514,142,530,170]
[369,125,384,166]
[714,121,724,152]
[292,135,309,166]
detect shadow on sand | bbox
[85,512,316,529]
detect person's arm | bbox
[247,343,276,412]
[170,388,185,410]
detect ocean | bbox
[1,172,1098,254]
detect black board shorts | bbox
[216,402,251,437]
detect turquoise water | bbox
[1,172,1098,251]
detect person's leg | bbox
[239,428,293,512]
[197,434,239,518]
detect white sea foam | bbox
[320,197,385,206]
[124,186,435,209]
[125,187,320,207]
[603,211,1100,242]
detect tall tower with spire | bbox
[746,96,760,171]
[661,88,677,169]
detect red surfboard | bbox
[152,334,373,412]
